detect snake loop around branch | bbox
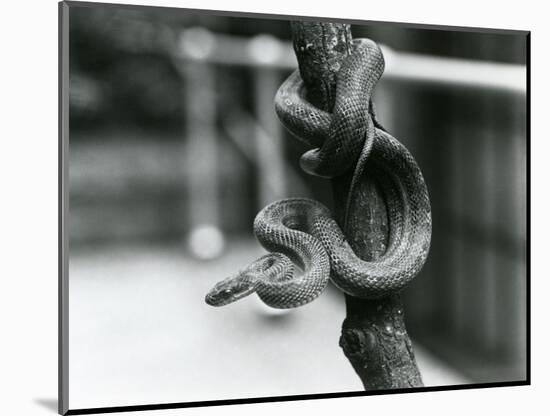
[205,38,432,309]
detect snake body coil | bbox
[205,38,432,309]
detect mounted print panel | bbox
[59,1,529,414]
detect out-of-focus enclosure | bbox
[67,3,527,409]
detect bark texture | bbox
[290,21,423,389]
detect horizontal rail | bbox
[382,48,525,93]
[175,28,526,94]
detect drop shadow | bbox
[34,398,58,413]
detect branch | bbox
[290,21,423,389]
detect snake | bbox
[205,38,432,309]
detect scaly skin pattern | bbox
[205,38,432,308]
[206,199,332,309]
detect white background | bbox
[0,0,545,415]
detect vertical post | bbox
[181,28,225,260]
[184,61,219,228]
[290,21,423,389]
[250,35,287,206]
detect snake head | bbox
[205,273,257,307]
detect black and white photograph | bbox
[58,1,528,414]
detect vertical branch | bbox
[290,22,352,113]
[290,21,423,389]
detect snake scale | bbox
[205,38,432,309]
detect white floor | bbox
[68,241,470,410]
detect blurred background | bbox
[67,3,527,410]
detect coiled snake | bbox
[205,38,431,309]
